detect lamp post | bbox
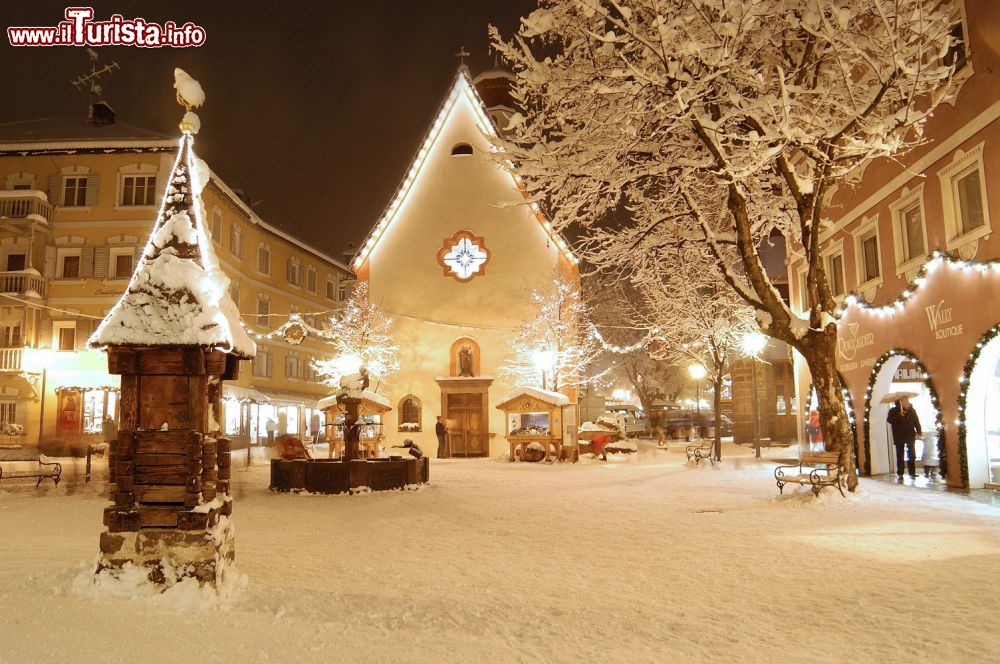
[687,364,707,440]
[531,349,555,391]
[741,332,768,459]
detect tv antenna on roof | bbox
[71,48,120,122]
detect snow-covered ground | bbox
[2,443,998,663]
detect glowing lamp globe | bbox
[688,364,707,380]
[741,332,768,358]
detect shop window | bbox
[398,395,422,431]
[257,244,271,275]
[120,175,156,206]
[82,389,118,434]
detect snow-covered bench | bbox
[774,450,845,497]
[0,450,62,489]
[685,439,714,466]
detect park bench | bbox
[774,450,845,497]
[0,449,62,489]
[685,439,714,466]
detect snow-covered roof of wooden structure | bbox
[496,386,570,409]
[89,128,254,358]
[350,66,578,272]
[318,390,392,413]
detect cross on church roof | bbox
[454,46,470,65]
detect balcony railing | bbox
[0,271,46,298]
[0,191,53,224]
[0,348,22,372]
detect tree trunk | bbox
[798,329,858,491]
[713,376,723,461]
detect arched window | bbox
[398,395,422,432]
[451,142,473,156]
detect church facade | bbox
[351,68,579,458]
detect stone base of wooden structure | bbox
[270,457,429,494]
[97,503,235,587]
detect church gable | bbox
[352,68,576,279]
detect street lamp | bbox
[531,349,555,391]
[741,332,768,459]
[688,364,707,439]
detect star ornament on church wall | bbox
[437,230,491,282]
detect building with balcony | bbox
[0,118,354,454]
[787,0,1000,489]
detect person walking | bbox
[265,417,276,446]
[435,416,447,458]
[310,411,321,446]
[887,397,921,480]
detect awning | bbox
[255,388,322,408]
[223,384,271,403]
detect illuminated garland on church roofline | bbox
[350,67,578,271]
[835,249,1000,319]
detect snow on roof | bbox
[498,386,570,407]
[0,118,175,152]
[318,390,391,411]
[89,133,254,358]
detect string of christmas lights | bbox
[837,249,1000,318]
[955,323,999,488]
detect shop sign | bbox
[837,322,876,362]
[925,299,964,340]
[95,287,124,296]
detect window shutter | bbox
[40,317,52,346]
[43,246,57,278]
[75,319,89,350]
[47,175,62,205]
[14,399,28,428]
[94,247,109,279]
[84,175,99,206]
[80,246,95,278]
[267,353,273,378]
[133,245,144,264]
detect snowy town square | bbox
[1,1,1000,662]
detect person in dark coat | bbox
[887,397,921,479]
[435,416,447,458]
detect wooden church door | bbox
[446,393,486,457]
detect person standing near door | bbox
[887,397,921,479]
[435,416,447,458]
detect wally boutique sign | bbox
[924,299,965,340]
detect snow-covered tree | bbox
[502,272,602,391]
[492,0,961,488]
[313,282,399,389]
[633,248,757,460]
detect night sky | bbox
[0,1,537,258]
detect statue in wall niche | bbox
[458,345,475,377]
